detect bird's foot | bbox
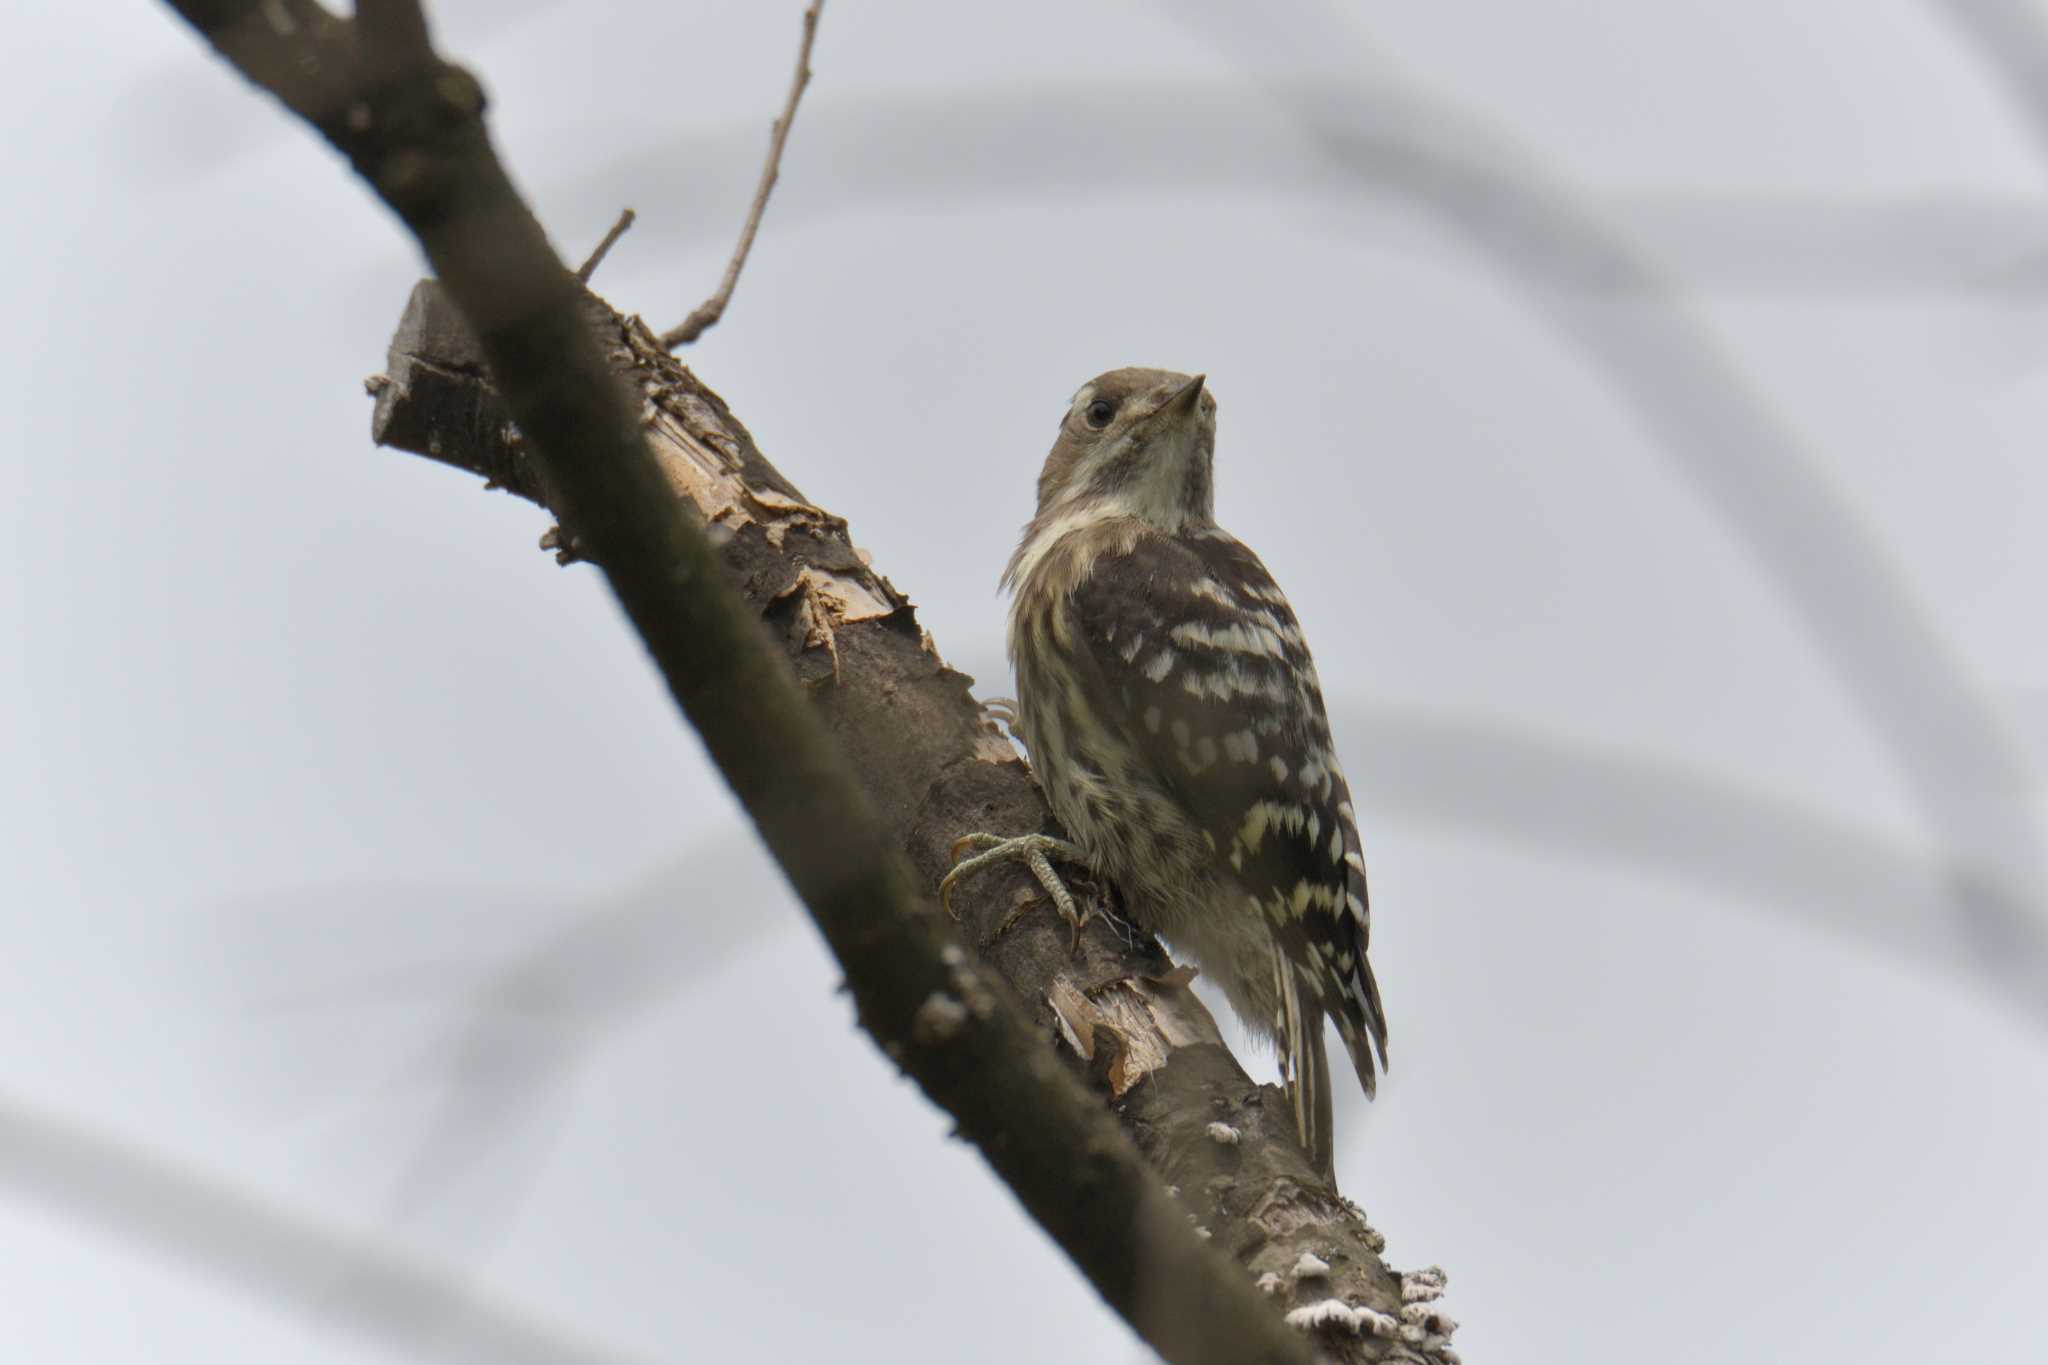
[940,832,1096,947]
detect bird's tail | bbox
[1278,953,1390,1180]
[1335,956,1390,1100]
[1275,957,1337,1179]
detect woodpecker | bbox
[943,368,1387,1176]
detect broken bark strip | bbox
[370,281,1453,1364]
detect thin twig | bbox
[660,0,822,348]
[577,207,636,282]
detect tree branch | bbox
[163,3,1452,1360]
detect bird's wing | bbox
[1065,528,1388,1087]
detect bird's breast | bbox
[1007,580,1219,922]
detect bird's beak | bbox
[1160,373,1206,420]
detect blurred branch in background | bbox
[551,89,2048,294]
[1336,707,2048,1026]
[117,4,2048,296]
[208,856,777,1246]
[0,1092,642,1365]
[1935,0,2048,297]
[351,853,772,1229]
[1939,0,2048,172]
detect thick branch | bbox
[161,3,1409,1362]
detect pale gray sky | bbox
[5,3,2047,1362]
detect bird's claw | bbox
[939,832,1092,942]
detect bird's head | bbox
[1031,368,1218,533]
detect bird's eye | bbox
[1084,399,1117,429]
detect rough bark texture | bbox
[370,282,1456,1363]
